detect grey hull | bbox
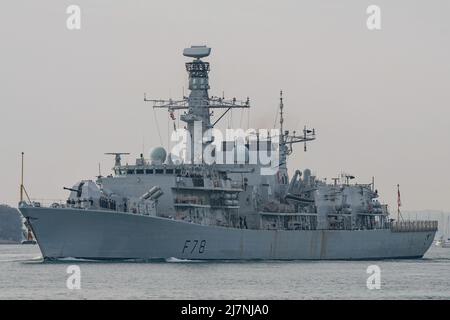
[20,207,435,260]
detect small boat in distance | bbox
[435,236,450,248]
[435,215,450,248]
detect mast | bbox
[19,152,35,243]
[20,152,24,202]
[277,92,316,157]
[279,90,284,144]
[19,152,31,204]
[145,46,250,164]
[397,184,402,221]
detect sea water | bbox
[0,244,449,299]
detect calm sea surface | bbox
[0,244,449,299]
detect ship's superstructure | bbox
[19,46,437,260]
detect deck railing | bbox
[26,199,67,208]
[390,220,438,232]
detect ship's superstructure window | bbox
[136,169,144,174]
[166,169,174,174]
[155,169,164,174]
[127,169,134,174]
[175,169,181,175]
[145,169,154,174]
[192,178,204,187]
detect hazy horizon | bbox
[1,1,449,211]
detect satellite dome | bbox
[150,147,167,164]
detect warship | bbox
[19,46,437,260]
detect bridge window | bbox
[136,169,144,174]
[155,169,164,174]
[166,169,174,174]
[127,170,135,174]
[145,169,154,174]
[193,178,204,187]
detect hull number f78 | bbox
[182,240,206,254]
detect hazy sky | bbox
[1,0,449,211]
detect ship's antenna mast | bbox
[20,152,24,202]
[397,184,403,221]
[279,91,316,156]
[279,90,284,143]
[97,163,102,178]
[144,46,250,164]
[19,152,32,204]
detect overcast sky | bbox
[1,0,449,211]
